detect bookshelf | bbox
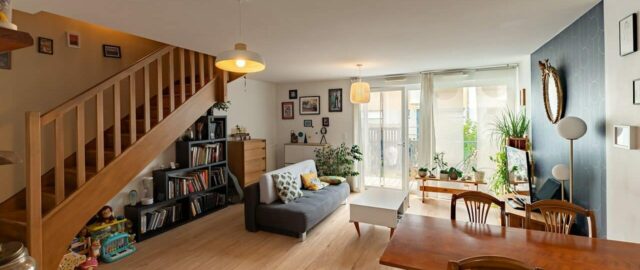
[125,115,229,242]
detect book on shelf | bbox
[167,169,209,200]
[211,167,227,186]
[140,204,183,234]
[189,192,226,216]
[190,143,224,167]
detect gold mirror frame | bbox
[539,59,564,124]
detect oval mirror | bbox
[539,60,564,124]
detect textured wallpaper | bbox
[530,2,605,236]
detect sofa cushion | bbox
[273,172,304,204]
[319,176,347,185]
[256,183,350,233]
[301,172,328,191]
[259,160,317,204]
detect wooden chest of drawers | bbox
[228,139,267,187]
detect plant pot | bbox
[439,173,449,180]
[474,171,486,183]
[449,171,459,181]
[508,137,528,150]
[346,176,359,192]
[418,171,427,178]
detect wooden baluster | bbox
[169,49,175,111]
[144,65,151,132]
[215,69,229,102]
[208,55,214,83]
[199,53,205,86]
[76,103,86,187]
[25,112,42,265]
[96,91,105,170]
[190,51,196,95]
[180,48,186,104]
[54,116,64,204]
[157,58,163,122]
[113,83,121,156]
[129,75,137,145]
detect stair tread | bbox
[0,210,26,224]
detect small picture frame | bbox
[0,52,10,70]
[304,119,313,127]
[328,88,343,112]
[299,96,320,115]
[66,32,81,48]
[322,117,330,127]
[103,45,122,58]
[614,125,636,150]
[289,89,298,99]
[282,102,294,120]
[619,13,637,56]
[37,37,53,55]
[634,79,640,105]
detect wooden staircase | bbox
[0,45,239,269]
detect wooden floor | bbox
[102,194,501,270]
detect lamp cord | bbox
[238,0,243,43]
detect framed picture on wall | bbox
[634,79,640,105]
[299,96,320,115]
[322,117,330,127]
[66,32,81,48]
[282,102,294,119]
[303,119,313,127]
[103,45,122,58]
[37,37,53,55]
[289,89,298,99]
[619,13,637,56]
[0,52,10,70]
[328,88,343,112]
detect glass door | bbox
[363,88,407,190]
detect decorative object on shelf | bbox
[489,108,530,195]
[102,44,121,58]
[281,101,294,119]
[0,0,17,30]
[619,13,637,56]
[0,242,36,270]
[314,143,363,192]
[290,130,298,143]
[350,64,370,104]
[289,89,297,99]
[230,125,251,141]
[539,60,564,124]
[182,126,195,141]
[319,127,328,144]
[556,116,587,203]
[303,119,313,127]
[297,131,305,143]
[432,152,449,180]
[613,125,637,150]
[215,0,265,73]
[0,52,10,70]
[299,96,320,115]
[66,32,80,48]
[472,167,485,183]
[140,198,153,206]
[418,167,428,178]
[0,150,19,165]
[37,37,53,55]
[304,134,308,144]
[328,88,343,112]
[141,176,154,200]
[552,164,570,201]
[448,167,462,181]
[322,117,330,127]
[195,122,204,140]
[128,190,138,206]
[634,79,640,105]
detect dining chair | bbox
[525,199,597,238]
[448,255,542,270]
[451,191,506,226]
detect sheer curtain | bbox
[417,74,435,168]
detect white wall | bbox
[275,80,354,168]
[108,78,277,216]
[604,1,640,243]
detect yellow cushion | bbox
[301,172,328,191]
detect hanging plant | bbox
[212,101,231,112]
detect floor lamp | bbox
[556,117,587,203]
[552,164,570,201]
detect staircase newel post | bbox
[25,111,43,266]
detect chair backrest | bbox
[448,255,542,270]
[525,199,597,238]
[451,191,506,226]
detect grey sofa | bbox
[244,160,350,240]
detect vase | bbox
[0,0,17,30]
[346,176,359,192]
[474,171,485,183]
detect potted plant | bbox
[433,152,449,180]
[418,167,429,178]
[448,167,463,181]
[314,143,363,192]
[472,167,485,183]
[489,108,530,194]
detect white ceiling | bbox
[15,0,599,83]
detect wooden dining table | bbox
[379,214,640,270]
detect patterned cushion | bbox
[301,172,329,191]
[319,176,347,185]
[272,172,304,203]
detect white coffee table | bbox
[349,187,409,237]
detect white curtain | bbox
[418,73,436,168]
[352,99,366,192]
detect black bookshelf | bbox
[125,115,229,242]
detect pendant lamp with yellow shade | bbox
[350,64,370,104]
[215,0,265,74]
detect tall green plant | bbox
[489,108,530,194]
[314,143,363,177]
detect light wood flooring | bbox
[102,194,501,270]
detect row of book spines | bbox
[190,193,225,216]
[190,144,224,167]
[167,171,209,199]
[211,168,227,186]
[140,204,182,234]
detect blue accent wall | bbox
[530,2,605,236]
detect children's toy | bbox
[97,205,116,224]
[59,252,86,270]
[100,232,137,263]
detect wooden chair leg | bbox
[353,222,360,237]
[390,227,395,238]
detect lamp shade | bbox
[556,116,587,140]
[215,43,265,73]
[350,81,370,104]
[552,164,569,180]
